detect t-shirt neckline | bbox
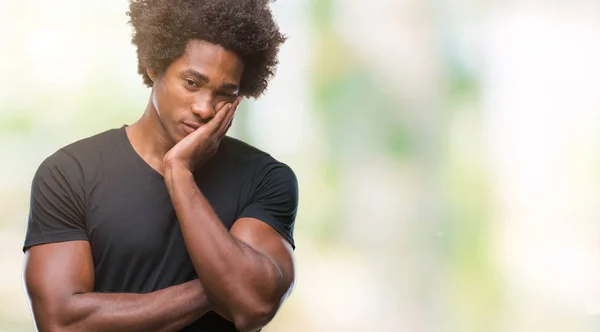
[118,124,165,183]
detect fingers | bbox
[217,97,241,137]
[218,114,235,141]
[205,98,236,134]
[224,114,234,133]
[206,104,231,133]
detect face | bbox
[148,40,244,144]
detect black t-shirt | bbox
[23,125,298,331]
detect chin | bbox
[172,133,186,144]
[163,126,183,145]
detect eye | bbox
[184,79,198,88]
[217,91,237,99]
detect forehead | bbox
[170,40,244,82]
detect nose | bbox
[190,92,216,121]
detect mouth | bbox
[182,122,201,135]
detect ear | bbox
[146,68,158,83]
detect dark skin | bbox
[24,242,210,332]
[23,40,296,332]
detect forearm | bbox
[37,280,209,332]
[164,166,280,329]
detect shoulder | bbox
[217,136,270,162]
[226,138,299,247]
[59,127,122,160]
[218,136,297,183]
[36,127,122,179]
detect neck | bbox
[126,97,174,173]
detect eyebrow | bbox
[182,69,239,91]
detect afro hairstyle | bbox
[127,0,286,98]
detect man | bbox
[22,1,298,331]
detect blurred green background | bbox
[1,0,600,331]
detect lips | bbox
[182,122,201,135]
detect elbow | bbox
[42,326,69,332]
[33,315,73,332]
[232,303,277,332]
[30,301,78,332]
[32,317,70,332]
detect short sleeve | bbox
[238,161,299,249]
[23,150,88,252]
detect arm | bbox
[23,240,210,332]
[164,165,296,332]
[162,98,297,332]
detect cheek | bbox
[154,80,186,117]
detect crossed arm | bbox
[24,241,211,332]
[164,165,296,332]
[23,171,296,332]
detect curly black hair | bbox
[127,0,286,98]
